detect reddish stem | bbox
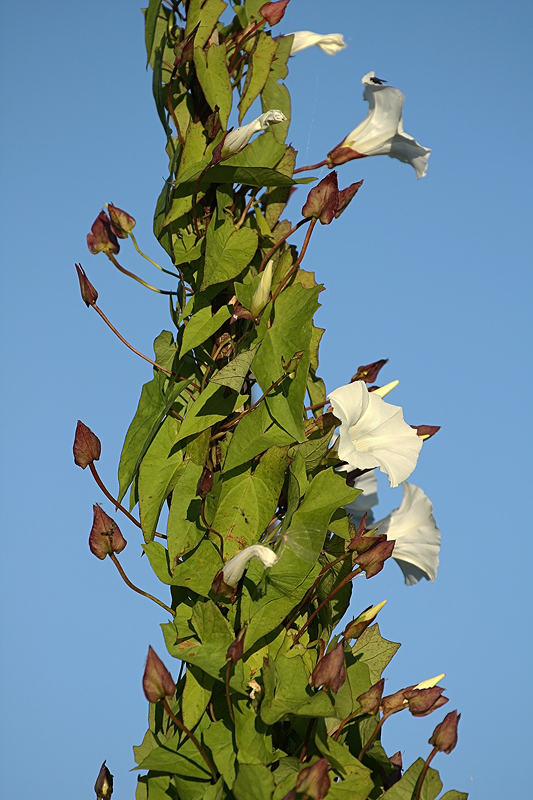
[270,218,317,304]
[291,566,362,646]
[293,159,329,174]
[89,463,166,539]
[414,747,439,800]
[109,553,174,616]
[162,698,217,780]
[258,217,310,273]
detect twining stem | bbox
[293,159,329,175]
[92,303,173,375]
[128,231,180,278]
[227,20,265,73]
[200,500,224,558]
[89,463,166,539]
[162,698,217,781]
[270,218,318,305]
[304,400,329,412]
[357,713,391,755]
[299,718,315,763]
[258,217,310,273]
[414,747,439,800]
[285,550,353,632]
[109,553,175,617]
[216,373,287,432]
[235,190,258,229]
[107,253,177,295]
[225,660,235,724]
[291,566,362,646]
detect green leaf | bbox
[233,763,274,800]
[203,720,236,788]
[260,652,334,725]
[351,624,401,685]
[175,383,248,444]
[326,773,376,800]
[180,304,231,356]
[224,129,286,170]
[382,758,442,800]
[202,212,258,289]
[210,345,259,393]
[265,146,297,228]
[136,773,179,800]
[185,0,227,49]
[182,665,214,731]
[223,402,295,471]
[136,735,211,779]
[239,33,278,122]
[167,460,205,566]
[194,42,232,128]
[234,697,275,766]
[439,793,469,800]
[315,721,373,793]
[138,415,186,541]
[260,36,293,143]
[144,0,164,67]
[152,33,172,138]
[154,330,177,371]
[290,469,357,532]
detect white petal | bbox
[223,110,286,156]
[389,131,431,179]
[375,483,441,584]
[343,79,405,156]
[288,31,346,56]
[222,544,278,586]
[345,469,379,526]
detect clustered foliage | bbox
[76,2,467,799]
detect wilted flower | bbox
[345,470,379,527]
[73,420,101,469]
[296,758,331,799]
[309,642,346,693]
[222,110,287,157]
[250,260,274,317]
[342,600,387,640]
[89,505,127,560]
[221,544,278,587]
[328,72,431,179]
[106,203,136,238]
[329,380,422,488]
[75,263,98,306]
[288,31,347,56]
[87,211,120,255]
[142,646,176,703]
[356,678,385,715]
[94,761,113,799]
[259,0,290,26]
[374,482,441,585]
[429,710,461,754]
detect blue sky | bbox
[1,1,532,798]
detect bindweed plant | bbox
[74,2,468,798]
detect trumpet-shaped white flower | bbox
[345,469,379,526]
[287,31,347,56]
[374,482,441,585]
[329,381,422,488]
[223,110,287,156]
[328,72,430,179]
[221,544,278,587]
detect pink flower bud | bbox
[107,203,136,238]
[301,172,339,224]
[309,642,346,694]
[73,420,101,469]
[89,505,127,560]
[87,211,120,255]
[75,263,99,306]
[428,709,461,754]
[259,0,290,26]
[142,646,176,703]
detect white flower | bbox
[345,469,379,526]
[329,381,422,488]
[415,673,445,690]
[287,31,347,56]
[374,482,441,585]
[328,71,430,179]
[223,110,287,156]
[221,544,278,587]
[250,260,273,317]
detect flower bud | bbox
[259,0,290,26]
[73,420,101,469]
[106,203,136,238]
[281,350,304,377]
[351,359,388,384]
[89,505,127,560]
[428,710,460,754]
[87,211,120,255]
[335,180,363,218]
[342,600,387,640]
[226,628,246,665]
[142,646,176,704]
[221,544,278,588]
[301,171,339,224]
[296,758,331,800]
[230,303,255,324]
[348,531,387,554]
[250,260,273,317]
[196,467,214,499]
[356,678,385,715]
[355,538,395,578]
[309,642,346,694]
[411,425,441,440]
[403,686,449,717]
[371,380,399,398]
[381,686,414,716]
[94,761,113,799]
[75,263,99,306]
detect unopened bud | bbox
[106,203,136,238]
[73,420,101,468]
[411,425,441,440]
[356,678,385,715]
[296,758,331,800]
[142,646,176,703]
[87,211,120,255]
[371,380,399,398]
[196,467,214,499]
[355,537,395,578]
[351,359,388,384]
[226,628,246,664]
[428,709,460,754]
[301,171,339,225]
[230,303,255,324]
[281,350,304,377]
[259,0,290,26]
[403,686,449,717]
[94,761,113,799]
[335,180,363,218]
[309,642,346,694]
[89,505,127,560]
[75,263,98,306]
[342,600,387,640]
[250,260,273,317]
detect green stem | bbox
[107,253,177,295]
[129,231,180,278]
[109,553,175,617]
[162,698,217,780]
[291,566,362,646]
[89,463,166,539]
[258,217,310,273]
[414,747,438,800]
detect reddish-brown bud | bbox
[89,505,127,560]
[381,685,415,716]
[87,211,120,255]
[301,171,339,225]
[309,642,346,694]
[296,758,331,800]
[335,180,364,218]
[107,203,136,238]
[94,761,113,799]
[351,359,389,384]
[226,628,246,665]
[230,303,255,324]
[73,420,101,469]
[348,530,387,554]
[428,709,460,754]
[327,143,368,168]
[404,686,449,717]
[196,467,214,499]
[355,538,395,578]
[142,646,176,704]
[259,0,290,26]
[75,263,99,306]
[356,678,385,715]
[411,425,441,440]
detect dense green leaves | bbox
[351,624,401,685]
[382,758,442,800]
